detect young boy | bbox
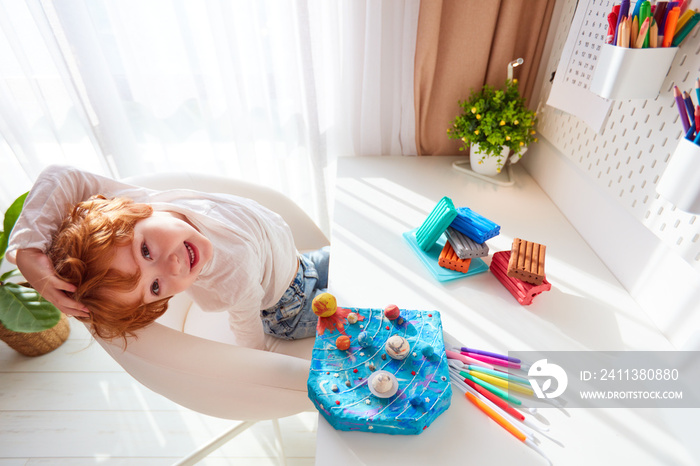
[7,165,328,350]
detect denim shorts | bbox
[260,246,329,340]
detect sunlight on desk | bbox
[319,156,695,466]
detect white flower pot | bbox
[469,144,511,176]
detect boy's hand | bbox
[14,248,90,318]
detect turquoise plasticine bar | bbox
[449,207,500,244]
[415,196,458,251]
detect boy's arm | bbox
[7,165,149,264]
[15,248,89,317]
[8,165,150,316]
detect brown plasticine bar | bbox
[507,238,546,285]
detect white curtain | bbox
[0,0,418,233]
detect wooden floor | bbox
[0,320,317,465]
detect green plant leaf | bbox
[0,192,28,262]
[447,79,537,158]
[0,283,61,333]
[0,269,21,283]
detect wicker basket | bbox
[0,313,71,356]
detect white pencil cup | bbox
[657,138,700,214]
[590,44,678,100]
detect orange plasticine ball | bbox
[312,292,337,317]
[336,335,351,351]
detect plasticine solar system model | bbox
[307,293,452,435]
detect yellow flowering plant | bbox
[448,79,538,170]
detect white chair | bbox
[90,172,329,465]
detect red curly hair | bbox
[48,195,171,342]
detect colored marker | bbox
[607,11,618,44]
[663,6,681,47]
[640,1,652,47]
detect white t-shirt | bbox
[7,165,298,350]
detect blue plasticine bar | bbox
[449,207,500,243]
[415,197,458,251]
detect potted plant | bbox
[0,192,69,356]
[448,79,538,175]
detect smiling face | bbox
[109,211,213,304]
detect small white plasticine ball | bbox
[385,335,410,360]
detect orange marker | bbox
[663,6,681,47]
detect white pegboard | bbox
[536,0,700,270]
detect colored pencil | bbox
[634,17,651,48]
[675,86,691,132]
[683,91,694,118]
[672,12,700,46]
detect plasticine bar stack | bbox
[444,227,489,259]
[415,197,458,251]
[507,238,546,285]
[449,207,500,244]
[490,251,551,305]
[438,241,472,273]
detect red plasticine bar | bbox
[490,251,551,305]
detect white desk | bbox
[318,156,696,465]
